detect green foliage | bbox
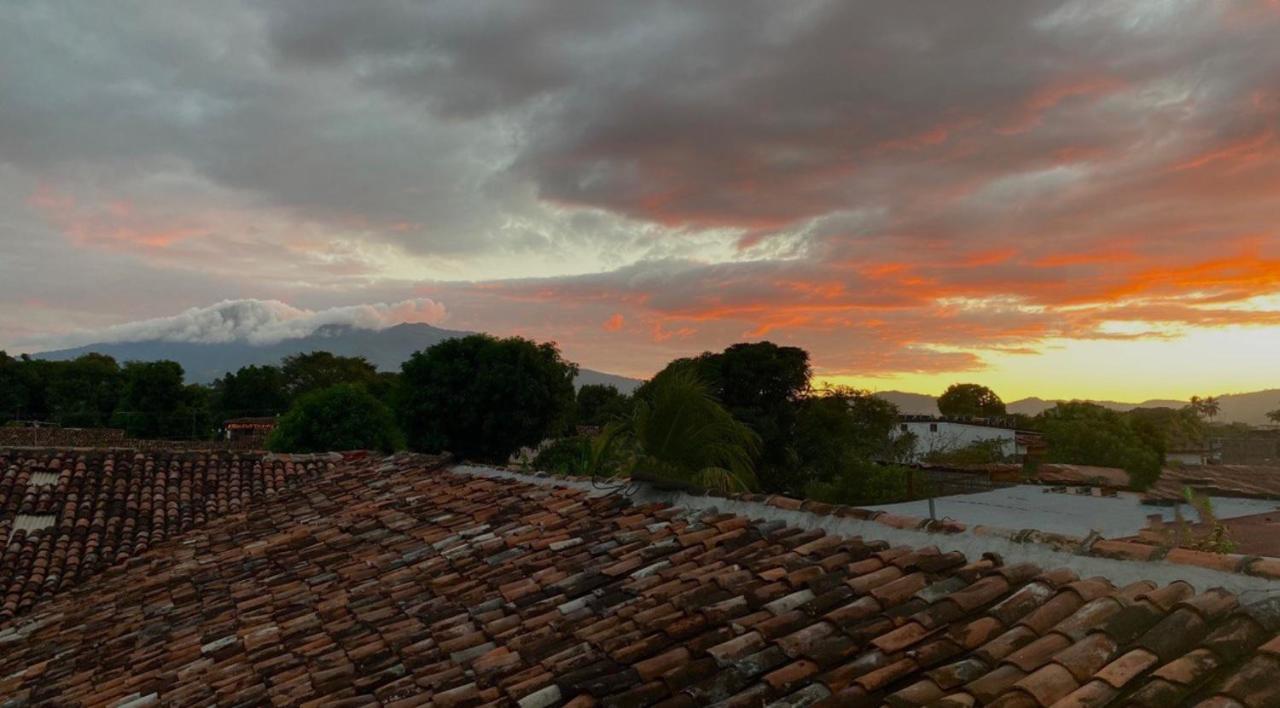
[0,349,391,442]
[804,459,913,506]
[591,368,760,493]
[398,334,578,462]
[0,352,123,427]
[111,361,193,439]
[531,436,593,475]
[212,365,290,419]
[1127,406,1205,461]
[644,342,810,493]
[793,386,903,490]
[937,383,1006,418]
[1157,487,1238,554]
[45,353,123,427]
[1037,402,1162,489]
[268,384,403,453]
[1189,395,1221,420]
[0,352,28,421]
[281,352,381,399]
[575,384,632,427]
[924,438,1010,465]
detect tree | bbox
[268,384,403,453]
[792,386,902,490]
[591,368,759,493]
[575,384,631,427]
[281,352,380,399]
[1127,406,1205,462]
[1037,402,1162,489]
[212,365,289,420]
[398,335,578,462]
[0,352,25,423]
[112,360,190,439]
[1269,407,1280,424]
[44,354,123,427]
[1190,395,1221,420]
[804,459,914,506]
[938,383,1006,418]
[645,342,810,493]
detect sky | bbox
[1,1,1279,401]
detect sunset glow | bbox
[2,1,1278,401]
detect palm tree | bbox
[1190,395,1221,420]
[589,368,760,493]
[1202,396,1221,420]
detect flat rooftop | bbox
[865,485,1280,538]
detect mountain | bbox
[873,390,941,415]
[876,389,1280,425]
[1004,397,1179,416]
[35,323,644,393]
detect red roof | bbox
[3,451,1280,706]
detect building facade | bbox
[891,416,1035,463]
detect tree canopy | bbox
[281,352,382,399]
[592,368,759,493]
[1127,406,1205,460]
[937,383,1007,418]
[793,386,903,487]
[1190,395,1222,420]
[575,384,631,427]
[1036,401,1162,489]
[398,334,577,462]
[645,342,810,493]
[212,364,290,420]
[268,384,403,453]
[111,360,195,439]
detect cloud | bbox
[3,1,1280,394]
[31,298,447,349]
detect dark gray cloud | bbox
[3,1,1280,384]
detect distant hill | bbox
[876,389,1280,426]
[36,323,644,393]
[873,390,941,415]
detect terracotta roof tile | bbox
[5,450,1280,706]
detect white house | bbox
[891,416,1033,463]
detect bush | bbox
[268,384,403,453]
[804,460,914,506]
[531,436,593,475]
[398,335,577,462]
[1037,402,1162,489]
[924,438,1010,465]
[575,385,631,427]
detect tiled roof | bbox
[0,448,337,623]
[1149,465,1280,502]
[4,453,1280,706]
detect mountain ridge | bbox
[35,322,644,393]
[874,388,1280,426]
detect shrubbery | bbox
[398,334,577,462]
[268,384,403,453]
[804,460,915,506]
[531,436,593,475]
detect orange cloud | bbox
[602,313,624,331]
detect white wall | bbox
[892,420,1018,462]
